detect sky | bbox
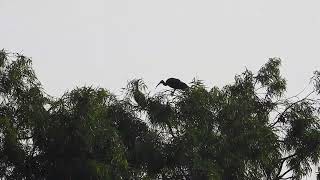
[0,0,320,178]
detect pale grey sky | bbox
[0,0,320,178]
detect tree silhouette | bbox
[0,49,320,179]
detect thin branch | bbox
[277,167,295,180]
[274,153,297,179]
[279,153,297,162]
[269,90,316,127]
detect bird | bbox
[156,78,189,94]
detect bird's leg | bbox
[171,89,176,95]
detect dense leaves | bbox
[0,50,320,180]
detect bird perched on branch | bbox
[156,78,189,94]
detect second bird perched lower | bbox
[156,78,189,94]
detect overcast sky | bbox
[0,0,319,178]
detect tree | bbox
[0,49,320,180]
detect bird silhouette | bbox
[156,78,189,94]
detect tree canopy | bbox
[0,49,320,180]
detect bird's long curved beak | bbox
[156,82,161,88]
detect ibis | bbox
[156,78,189,94]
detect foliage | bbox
[0,50,320,180]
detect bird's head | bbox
[156,80,166,88]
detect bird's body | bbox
[156,78,189,94]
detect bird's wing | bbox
[166,78,180,84]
